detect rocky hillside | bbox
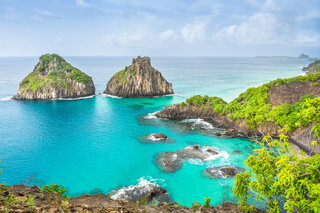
[13,54,95,100]
[104,56,173,98]
[0,184,264,213]
[156,72,320,154]
[302,60,320,72]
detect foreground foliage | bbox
[233,97,320,213]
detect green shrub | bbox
[233,97,320,212]
[70,69,91,84]
[203,197,211,208]
[41,184,69,200]
[314,82,319,87]
[192,203,200,211]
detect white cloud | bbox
[76,0,90,8]
[181,21,207,43]
[213,12,285,44]
[159,30,176,40]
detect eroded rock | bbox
[104,56,173,98]
[155,145,229,173]
[203,166,245,179]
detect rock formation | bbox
[108,179,171,204]
[155,145,227,173]
[104,56,173,98]
[139,133,175,144]
[302,60,320,71]
[13,54,95,100]
[0,184,265,213]
[155,73,320,154]
[203,166,245,179]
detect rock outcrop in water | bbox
[104,56,173,98]
[203,166,245,179]
[139,132,176,144]
[302,60,320,72]
[156,73,320,154]
[108,178,170,204]
[155,145,227,173]
[13,54,95,100]
[0,184,267,212]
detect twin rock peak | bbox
[13,54,173,100]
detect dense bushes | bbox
[183,73,320,130]
[233,97,320,212]
[186,95,226,113]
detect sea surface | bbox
[0,56,309,207]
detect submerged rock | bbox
[203,166,245,179]
[13,54,95,100]
[104,56,173,98]
[232,150,241,154]
[155,145,229,173]
[108,178,170,204]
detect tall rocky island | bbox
[104,56,173,98]
[13,54,95,100]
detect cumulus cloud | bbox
[213,12,286,44]
[181,21,207,43]
[212,0,320,46]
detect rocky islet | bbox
[104,56,173,98]
[13,54,95,100]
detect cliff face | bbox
[104,56,173,98]
[303,60,320,72]
[268,80,320,106]
[13,54,95,100]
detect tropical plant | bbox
[233,97,320,213]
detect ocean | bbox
[0,56,308,207]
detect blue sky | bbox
[0,0,319,56]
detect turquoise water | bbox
[0,57,308,207]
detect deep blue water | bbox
[0,57,308,207]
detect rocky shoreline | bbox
[155,74,320,154]
[0,184,265,213]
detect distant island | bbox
[104,56,173,98]
[13,54,95,100]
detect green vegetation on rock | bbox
[183,72,320,130]
[233,97,320,212]
[19,54,91,92]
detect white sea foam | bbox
[181,118,214,130]
[184,145,229,164]
[144,111,161,119]
[110,177,164,200]
[0,96,12,101]
[99,93,123,99]
[152,94,176,98]
[146,134,163,141]
[299,73,306,76]
[57,95,95,101]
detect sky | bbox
[0,0,319,57]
